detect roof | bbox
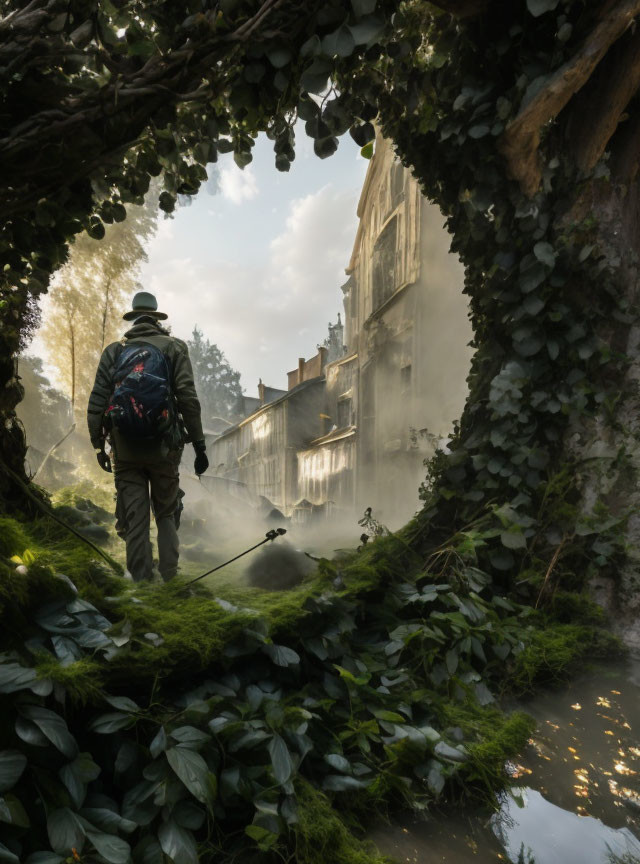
[212,375,326,443]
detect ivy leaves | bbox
[0,533,532,863]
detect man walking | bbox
[87,291,209,582]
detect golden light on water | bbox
[614,761,635,776]
[571,703,582,710]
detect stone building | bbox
[210,133,473,526]
[209,354,328,513]
[297,132,473,527]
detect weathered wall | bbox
[210,378,326,512]
[345,133,474,528]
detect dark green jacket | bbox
[87,318,204,461]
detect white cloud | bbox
[219,164,259,205]
[141,184,359,392]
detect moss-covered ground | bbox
[0,489,626,864]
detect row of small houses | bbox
[207,133,473,527]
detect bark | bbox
[499,0,640,196]
[69,317,76,415]
[560,167,640,650]
[568,28,640,175]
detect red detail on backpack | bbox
[132,361,145,373]
[130,396,144,418]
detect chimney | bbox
[318,346,328,370]
[298,357,305,385]
[258,378,265,405]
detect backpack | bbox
[105,342,175,440]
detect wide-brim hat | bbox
[123,291,168,321]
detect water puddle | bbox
[369,662,640,863]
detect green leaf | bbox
[0,662,37,693]
[20,706,78,759]
[80,808,136,835]
[150,727,167,759]
[373,709,406,723]
[86,831,131,864]
[468,125,490,139]
[166,747,216,805]
[104,695,139,713]
[87,216,105,240]
[245,824,279,851]
[427,762,445,795]
[59,753,101,809]
[349,15,385,45]
[170,726,211,749]
[0,842,19,864]
[361,141,374,159]
[519,262,546,293]
[350,122,375,147]
[533,241,556,267]
[500,530,527,550]
[523,295,545,316]
[158,820,198,864]
[134,838,163,864]
[15,717,48,747]
[0,751,26,793]
[322,25,355,58]
[172,800,205,831]
[300,59,331,95]
[0,794,29,827]
[490,549,515,570]
[90,712,135,734]
[322,775,366,792]
[263,643,300,667]
[47,808,84,856]
[268,734,293,785]
[445,649,458,675]
[300,34,321,58]
[324,753,351,773]
[527,0,560,16]
[266,47,292,68]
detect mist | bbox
[16,132,474,590]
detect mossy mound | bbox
[0,506,624,864]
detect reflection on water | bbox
[369,662,640,864]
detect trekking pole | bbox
[184,528,287,586]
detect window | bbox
[337,397,352,429]
[372,217,398,311]
[390,160,405,211]
[400,364,412,394]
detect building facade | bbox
[297,132,473,527]
[210,133,473,526]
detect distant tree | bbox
[15,356,71,457]
[187,326,243,426]
[41,195,158,418]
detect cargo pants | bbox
[114,450,184,582]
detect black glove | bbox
[193,440,209,476]
[96,448,112,473]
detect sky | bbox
[32,128,368,395]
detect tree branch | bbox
[568,28,640,175]
[499,0,640,197]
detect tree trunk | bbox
[69,317,76,418]
[565,175,640,650]
[0,284,40,514]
